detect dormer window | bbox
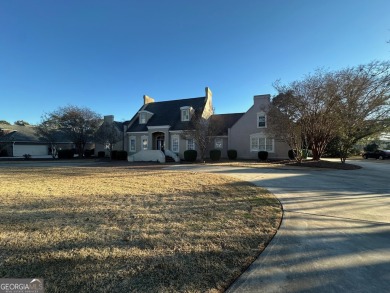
[180,106,192,122]
[139,112,146,124]
[138,110,153,124]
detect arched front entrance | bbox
[152,132,165,151]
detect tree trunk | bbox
[311,147,321,161]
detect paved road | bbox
[169,160,390,293]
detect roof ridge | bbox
[149,96,205,104]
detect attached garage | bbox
[0,124,73,157]
[13,144,49,157]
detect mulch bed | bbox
[284,160,361,170]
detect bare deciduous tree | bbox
[37,106,101,157]
[333,61,390,162]
[273,71,340,161]
[35,117,61,158]
[272,61,390,162]
[94,122,122,159]
[268,91,307,162]
[181,110,219,162]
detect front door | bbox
[156,135,165,151]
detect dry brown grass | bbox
[205,159,361,170]
[0,166,281,292]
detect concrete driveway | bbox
[169,160,390,292]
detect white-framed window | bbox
[257,112,267,128]
[187,139,195,150]
[214,138,223,149]
[141,135,148,150]
[129,136,136,152]
[139,112,147,124]
[171,135,179,153]
[181,109,190,121]
[250,134,274,152]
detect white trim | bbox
[127,131,148,135]
[138,110,154,115]
[147,125,171,130]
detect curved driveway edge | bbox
[167,161,390,293]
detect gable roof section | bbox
[210,113,245,136]
[0,124,42,143]
[127,96,207,132]
[0,124,71,143]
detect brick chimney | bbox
[104,115,114,124]
[143,95,155,105]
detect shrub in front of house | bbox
[258,151,268,161]
[84,149,94,158]
[210,149,221,161]
[23,154,31,160]
[111,150,118,160]
[0,149,8,157]
[98,151,105,158]
[116,151,128,160]
[184,150,197,162]
[58,149,74,159]
[227,149,237,160]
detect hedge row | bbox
[111,150,128,160]
[58,149,74,159]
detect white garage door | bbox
[14,145,49,157]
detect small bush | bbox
[258,151,268,161]
[0,149,8,157]
[116,151,128,160]
[23,154,31,160]
[84,149,94,158]
[288,149,295,160]
[98,151,105,158]
[58,149,74,159]
[227,149,237,160]
[184,150,197,162]
[111,150,118,160]
[210,149,221,161]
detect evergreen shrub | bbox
[210,149,221,161]
[258,151,268,161]
[184,150,197,162]
[227,149,237,160]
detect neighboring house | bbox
[0,124,73,157]
[101,87,290,162]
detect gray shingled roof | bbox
[0,124,43,143]
[127,97,207,132]
[0,124,71,143]
[210,113,244,136]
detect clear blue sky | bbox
[1,0,389,124]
